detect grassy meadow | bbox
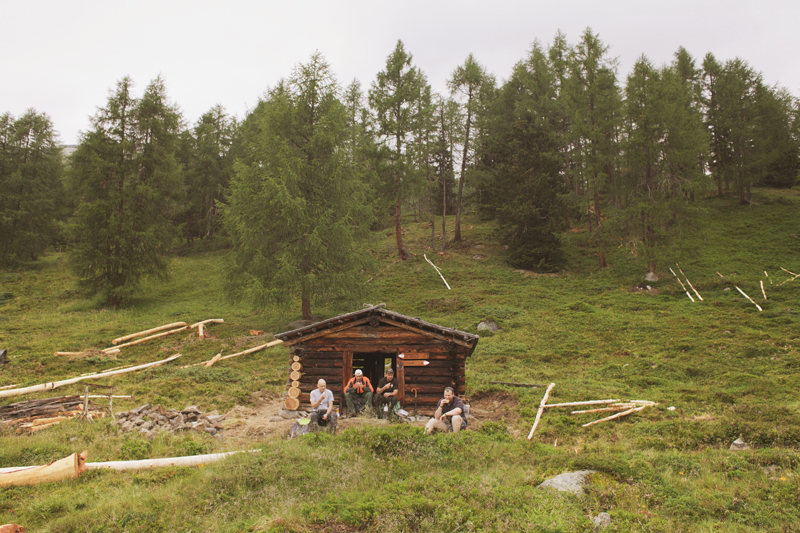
[1,187,800,532]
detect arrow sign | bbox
[402,360,430,367]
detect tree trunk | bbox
[454,101,472,243]
[396,191,408,260]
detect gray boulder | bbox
[730,438,750,451]
[477,319,499,333]
[537,470,597,495]
[592,512,612,531]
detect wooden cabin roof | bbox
[274,303,479,355]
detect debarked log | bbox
[0,354,182,399]
[112,322,188,345]
[86,450,256,471]
[0,452,87,487]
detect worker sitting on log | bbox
[425,387,467,434]
[309,379,337,433]
[375,367,399,418]
[344,369,374,417]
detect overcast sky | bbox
[4,0,798,146]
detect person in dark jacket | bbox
[344,369,374,416]
[425,387,467,434]
[375,367,399,417]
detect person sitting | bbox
[375,367,399,418]
[425,387,467,434]
[308,379,337,433]
[344,369,374,416]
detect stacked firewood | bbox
[284,356,302,410]
[0,396,105,434]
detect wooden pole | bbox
[571,404,634,414]
[424,254,451,290]
[735,286,763,312]
[527,383,555,440]
[112,322,188,345]
[543,399,620,409]
[677,265,703,301]
[205,353,222,368]
[488,381,543,388]
[0,354,181,399]
[85,450,257,471]
[760,280,767,300]
[670,268,694,302]
[778,267,800,286]
[183,340,284,368]
[189,319,225,328]
[104,327,188,352]
[0,384,18,391]
[582,405,646,427]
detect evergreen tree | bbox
[621,53,708,272]
[221,53,374,320]
[181,105,237,243]
[566,28,623,267]
[70,76,184,305]
[475,53,568,271]
[447,54,493,242]
[0,110,63,267]
[368,40,432,260]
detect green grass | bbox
[1,187,800,531]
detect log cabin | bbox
[275,304,479,415]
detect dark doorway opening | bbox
[352,351,395,386]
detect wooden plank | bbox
[378,317,473,349]
[281,317,371,346]
[399,352,429,360]
[400,360,430,367]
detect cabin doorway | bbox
[352,351,395,386]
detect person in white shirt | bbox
[309,379,337,433]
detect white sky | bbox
[3,0,798,145]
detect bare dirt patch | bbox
[466,392,521,436]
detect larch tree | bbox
[567,28,622,268]
[69,76,184,306]
[447,53,493,242]
[221,53,374,320]
[0,110,63,267]
[369,40,432,260]
[181,104,237,243]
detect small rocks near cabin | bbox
[115,404,226,439]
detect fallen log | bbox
[527,382,555,440]
[86,450,255,471]
[104,327,188,352]
[735,286,763,312]
[0,385,19,391]
[205,353,222,368]
[488,381,543,388]
[424,254,451,290]
[543,399,620,409]
[0,354,181,399]
[571,404,634,414]
[189,319,225,329]
[0,451,87,488]
[183,340,284,368]
[581,405,647,427]
[112,322,188,345]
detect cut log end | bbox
[288,387,301,399]
[284,397,300,410]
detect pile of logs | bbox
[284,356,302,410]
[0,396,105,434]
[527,383,658,440]
[115,404,226,438]
[54,319,224,358]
